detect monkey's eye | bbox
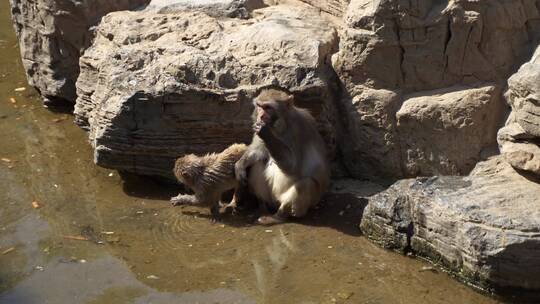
[257,103,270,110]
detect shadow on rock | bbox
[489,241,540,303]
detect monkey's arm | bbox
[235,137,268,183]
[257,125,297,175]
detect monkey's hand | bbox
[253,121,272,140]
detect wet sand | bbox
[0,1,504,303]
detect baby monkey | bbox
[171,143,248,221]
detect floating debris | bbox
[146,275,159,280]
[52,117,66,123]
[419,266,438,273]
[337,291,354,300]
[264,229,272,233]
[9,97,16,104]
[31,201,41,209]
[101,231,115,235]
[35,266,44,271]
[62,235,89,241]
[136,210,144,214]
[14,87,26,92]
[327,245,333,249]
[1,247,15,255]
[105,235,120,243]
[338,210,344,216]
[1,158,11,163]
[108,172,114,177]
[79,259,87,263]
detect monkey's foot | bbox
[220,203,239,215]
[257,215,286,226]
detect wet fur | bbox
[171,143,248,219]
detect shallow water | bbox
[0,1,509,303]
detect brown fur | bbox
[235,88,330,225]
[171,143,248,220]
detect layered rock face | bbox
[360,156,540,290]
[333,0,540,178]
[498,46,540,177]
[9,0,150,103]
[74,5,339,179]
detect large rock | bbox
[360,156,540,290]
[9,0,150,104]
[397,85,505,176]
[332,0,540,179]
[499,46,540,177]
[498,122,540,176]
[337,86,403,178]
[74,5,339,179]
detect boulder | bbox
[9,0,150,104]
[74,5,339,179]
[397,85,505,176]
[498,121,540,176]
[337,86,403,178]
[506,45,540,137]
[360,156,540,290]
[498,45,540,177]
[332,0,540,179]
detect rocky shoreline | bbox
[9,0,540,292]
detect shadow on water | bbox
[297,192,369,237]
[119,171,181,200]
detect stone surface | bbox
[9,0,150,104]
[498,46,540,176]
[332,0,540,179]
[338,86,403,178]
[144,0,265,18]
[506,45,540,138]
[360,156,540,290]
[298,0,346,17]
[397,85,505,176]
[74,5,339,179]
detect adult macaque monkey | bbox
[235,88,330,225]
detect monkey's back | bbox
[186,143,247,195]
[202,143,247,180]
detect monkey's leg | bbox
[288,178,318,218]
[222,187,242,215]
[257,178,317,225]
[170,194,199,206]
[210,203,221,223]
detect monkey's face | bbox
[175,155,202,187]
[255,101,276,125]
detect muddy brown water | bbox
[0,1,517,303]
